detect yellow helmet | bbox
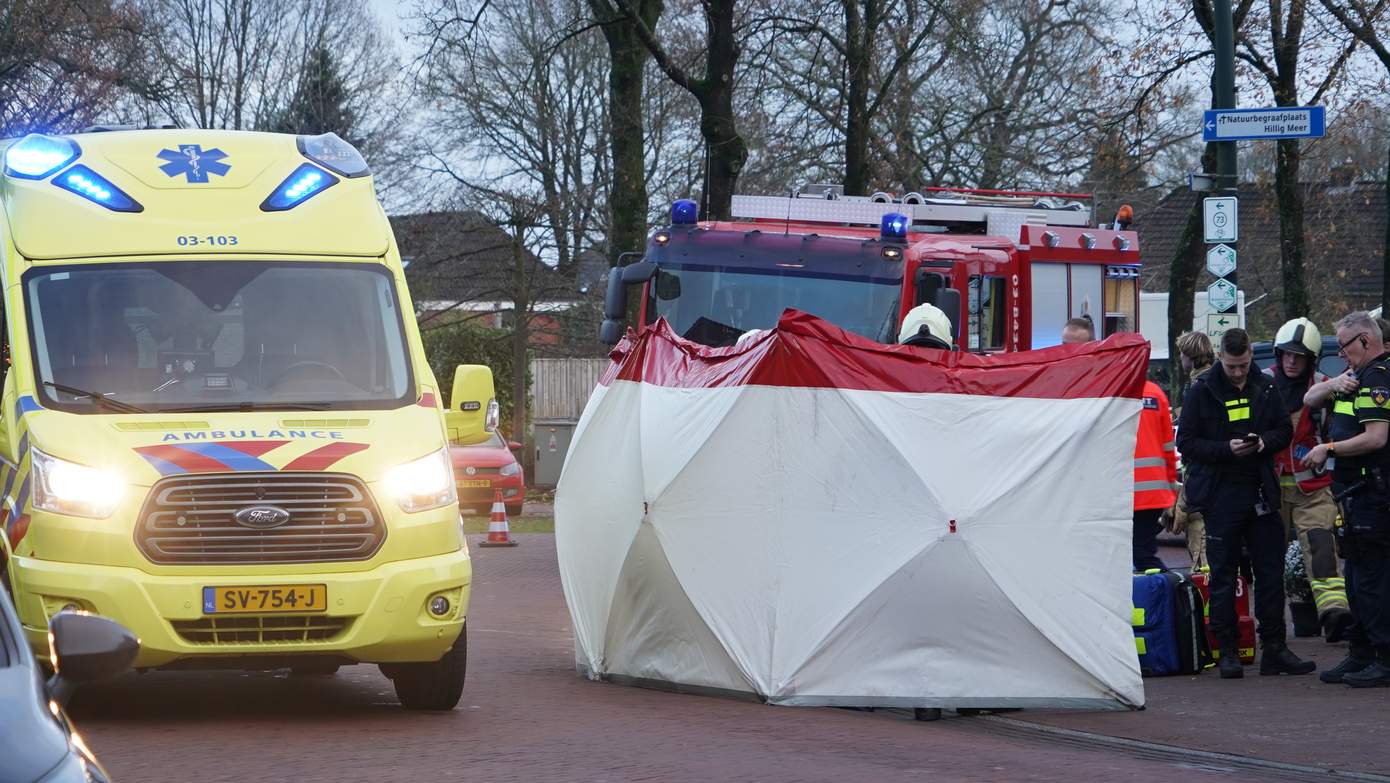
[1274,317,1321,357]
[898,303,954,349]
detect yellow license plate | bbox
[203,584,327,614]
[458,479,491,488]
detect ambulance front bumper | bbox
[14,548,471,668]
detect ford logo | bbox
[234,506,291,529]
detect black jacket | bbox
[1176,365,1292,513]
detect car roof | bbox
[1251,335,1346,376]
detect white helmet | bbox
[1274,317,1321,357]
[898,303,954,350]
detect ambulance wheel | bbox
[388,626,466,711]
[506,503,523,518]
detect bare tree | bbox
[0,0,157,135]
[759,0,956,195]
[614,0,748,219]
[1236,0,1359,318]
[1318,0,1390,311]
[587,0,663,264]
[415,0,609,272]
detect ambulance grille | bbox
[135,472,385,565]
[171,614,351,645]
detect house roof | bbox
[1131,180,1387,335]
[390,211,575,306]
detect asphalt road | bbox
[69,536,1386,783]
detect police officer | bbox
[1303,311,1390,687]
[1177,328,1314,678]
[1264,318,1352,641]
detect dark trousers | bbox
[1203,484,1287,647]
[1344,559,1372,657]
[1343,493,1390,657]
[1348,557,1390,657]
[1132,508,1165,572]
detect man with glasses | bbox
[1302,312,1390,687]
[1178,328,1313,678]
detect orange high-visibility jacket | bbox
[1135,380,1179,510]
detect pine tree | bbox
[269,46,355,138]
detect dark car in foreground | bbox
[1,586,139,783]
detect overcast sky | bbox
[369,0,408,48]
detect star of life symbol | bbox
[157,144,230,183]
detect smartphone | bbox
[1240,433,1260,443]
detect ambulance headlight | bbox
[31,449,125,519]
[298,132,370,177]
[384,447,457,513]
[485,399,500,432]
[4,134,80,179]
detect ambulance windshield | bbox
[25,261,414,413]
[647,264,902,347]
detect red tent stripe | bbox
[604,310,1149,400]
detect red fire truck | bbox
[600,186,1140,351]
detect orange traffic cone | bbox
[478,489,519,547]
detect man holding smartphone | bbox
[1178,328,1314,679]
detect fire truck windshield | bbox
[647,263,903,347]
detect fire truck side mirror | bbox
[914,268,943,306]
[600,259,658,345]
[933,288,962,340]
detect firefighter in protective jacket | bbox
[1265,318,1354,641]
[1133,382,1178,571]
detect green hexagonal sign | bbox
[1206,244,1237,278]
[1207,277,1237,312]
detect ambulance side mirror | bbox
[449,365,498,440]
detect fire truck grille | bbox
[135,472,385,565]
[171,614,351,645]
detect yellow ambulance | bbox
[0,128,492,710]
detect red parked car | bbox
[451,431,526,516]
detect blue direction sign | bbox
[1203,106,1326,142]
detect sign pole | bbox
[1211,0,1238,334]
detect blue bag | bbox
[1132,571,1207,676]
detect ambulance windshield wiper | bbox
[159,401,334,413]
[42,381,149,414]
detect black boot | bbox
[1343,660,1390,688]
[1260,643,1317,676]
[1218,646,1243,679]
[1321,652,1374,684]
[1322,609,1354,644]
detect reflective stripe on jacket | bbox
[1262,367,1332,493]
[1135,380,1179,510]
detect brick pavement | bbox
[69,535,1387,782]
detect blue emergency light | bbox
[54,165,142,212]
[260,163,339,212]
[671,199,699,224]
[4,134,80,179]
[880,212,908,240]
